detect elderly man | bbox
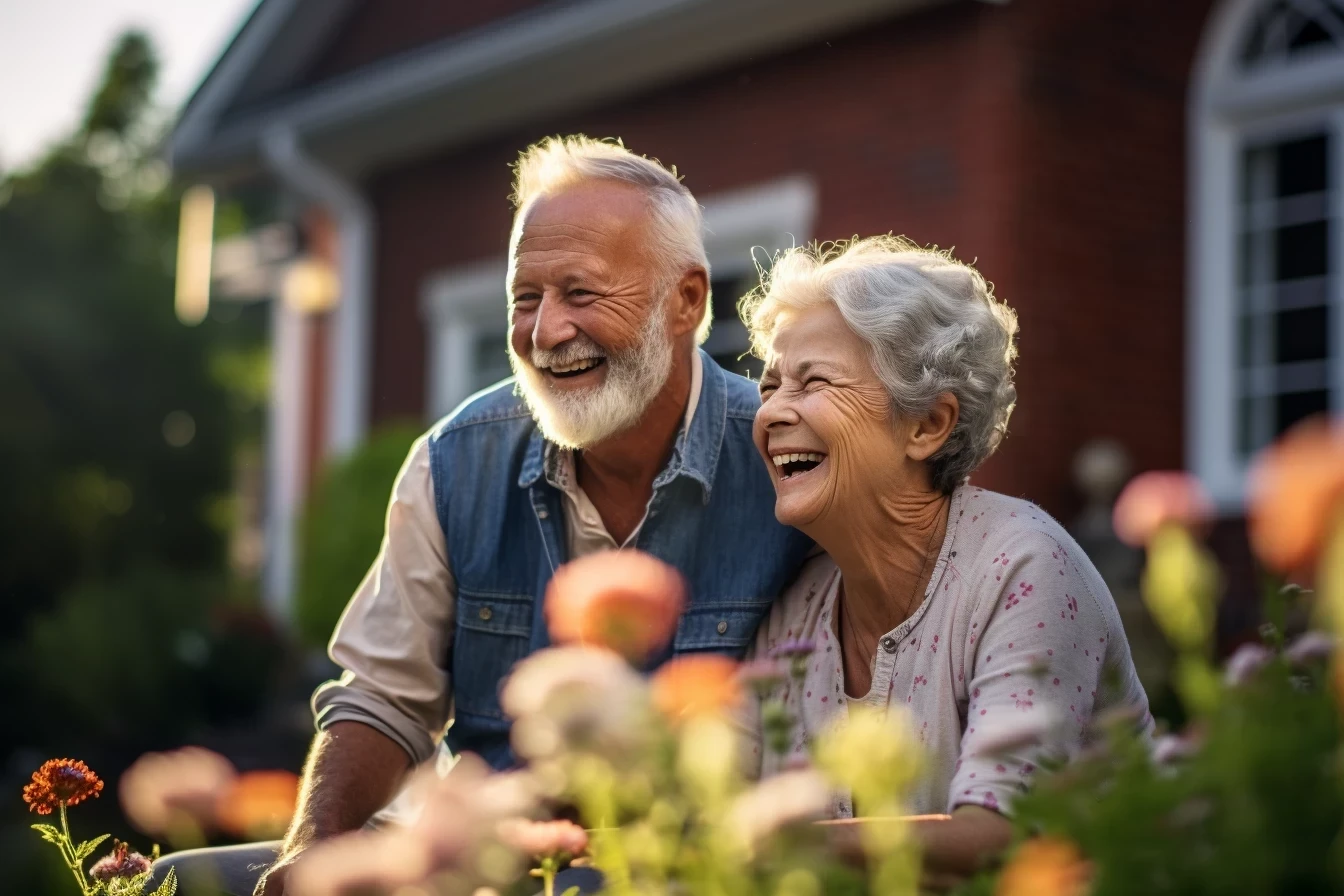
[153,136,811,896]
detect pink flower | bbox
[496,818,589,858]
[545,549,685,664]
[1284,631,1336,666]
[88,841,152,883]
[1112,471,1213,547]
[1224,642,1273,686]
[119,746,238,838]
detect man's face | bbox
[508,181,674,448]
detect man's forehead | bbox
[516,181,650,239]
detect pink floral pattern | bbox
[743,486,1153,819]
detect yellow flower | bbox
[1141,524,1218,653]
[813,705,921,813]
[996,837,1091,896]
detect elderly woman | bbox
[741,236,1151,874]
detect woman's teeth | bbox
[773,453,826,480]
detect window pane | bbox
[472,332,512,392]
[1277,135,1328,196]
[1276,389,1330,432]
[1275,220,1329,280]
[1275,306,1331,363]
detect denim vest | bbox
[426,351,812,769]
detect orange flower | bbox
[496,818,589,858]
[23,759,104,815]
[1112,471,1213,548]
[1248,416,1344,574]
[545,550,686,664]
[996,836,1092,896]
[650,654,741,722]
[215,770,299,840]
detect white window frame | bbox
[1189,0,1344,509]
[418,175,818,421]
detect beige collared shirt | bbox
[312,353,703,765]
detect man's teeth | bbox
[772,452,826,467]
[549,358,602,374]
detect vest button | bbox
[716,620,729,635]
[881,636,897,653]
[537,508,549,520]
[478,606,493,621]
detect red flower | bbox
[545,550,686,664]
[23,759,104,815]
[89,841,152,883]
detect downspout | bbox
[258,125,374,618]
[261,124,373,456]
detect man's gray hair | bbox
[510,135,713,343]
[742,236,1019,493]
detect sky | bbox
[0,0,257,170]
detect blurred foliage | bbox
[293,424,422,648]
[1,24,274,759]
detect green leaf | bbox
[147,867,177,896]
[30,823,63,845]
[75,833,112,861]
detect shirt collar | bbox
[518,349,725,501]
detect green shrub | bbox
[293,423,422,649]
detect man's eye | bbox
[513,293,541,305]
[569,288,594,298]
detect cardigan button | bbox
[478,606,493,622]
[881,636,897,653]
[716,620,729,635]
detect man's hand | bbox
[253,721,412,896]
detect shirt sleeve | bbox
[949,528,1113,816]
[311,435,455,765]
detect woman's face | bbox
[754,302,911,530]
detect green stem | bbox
[541,856,557,896]
[58,802,92,896]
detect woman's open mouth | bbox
[772,452,827,482]
[545,357,606,380]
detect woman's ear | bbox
[907,393,960,462]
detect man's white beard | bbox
[510,302,673,449]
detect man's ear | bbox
[907,393,960,462]
[668,267,709,339]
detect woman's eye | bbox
[759,383,778,396]
[804,376,828,388]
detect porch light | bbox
[281,256,341,314]
[174,185,215,325]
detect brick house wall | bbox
[351,0,1218,525]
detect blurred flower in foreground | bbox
[23,758,104,815]
[1142,525,1219,653]
[814,706,921,814]
[215,770,299,840]
[650,654,741,722]
[1285,631,1336,666]
[120,746,238,838]
[724,767,830,855]
[737,658,788,698]
[1112,471,1213,548]
[290,755,540,896]
[88,840,152,883]
[502,645,649,760]
[1151,731,1203,765]
[995,836,1091,896]
[1224,642,1273,686]
[496,818,588,858]
[545,549,686,663]
[1248,416,1344,575]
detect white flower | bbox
[1284,631,1336,666]
[1223,642,1273,686]
[725,768,831,855]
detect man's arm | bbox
[256,722,411,895]
[260,436,455,893]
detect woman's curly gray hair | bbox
[741,235,1019,494]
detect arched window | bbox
[1190,0,1344,506]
